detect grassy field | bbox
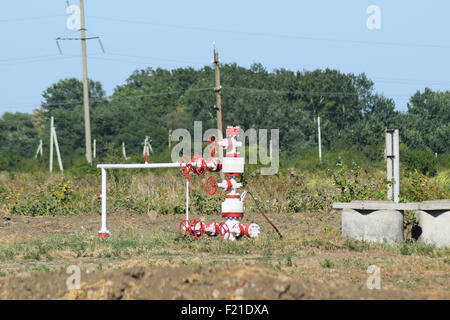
[0,161,448,299]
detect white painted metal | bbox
[99,167,110,235]
[221,199,244,213]
[222,157,244,173]
[185,179,189,221]
[97,163,185,169]
[246,223,261,238]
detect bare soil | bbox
[0,209,448,300]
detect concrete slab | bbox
[333,200,418,211]
[418,200,450,211]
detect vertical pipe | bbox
[50,117,54,173]
[185,179,189,221]
[93,139,96,159]
[100,167,109,235]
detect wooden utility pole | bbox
[168,129,172,149]
[214,48,225,179]
[317,116,322,163]
[80,0,92,164]
[214,49,224,139]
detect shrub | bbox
[328,159,387,202]
[401,169,448,202]
[401,146,437,177]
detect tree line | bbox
[0,63,448,170]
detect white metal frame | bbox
[97,162,187,236]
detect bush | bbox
[400,169,448,202]
[328,159,388,202]
[401,145,437,177]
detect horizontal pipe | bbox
[97,163,185,169]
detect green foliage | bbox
[2,66,449,172]
[400,169,448,202]
[329,159,387,202]
[401,145,438,176]
[190,190,221,215]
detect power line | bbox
[0,87,215,110]
[88,15,450,50]
[0,14,65,23]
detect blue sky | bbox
[1,0,450,115]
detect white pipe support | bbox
[99,168,110,237]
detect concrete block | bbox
[342,208,404,244]
[415,210,450,248]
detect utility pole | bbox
[56,1,104,165]
[80,0,92,164]
[214,47,225,179]
[168,129,172,149]
[317,116,322,163]
[385,129,400,203]
[49,116,64,173]
[214,48,224,138]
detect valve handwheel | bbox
[192,220,205,239]
[220,222,230,240]
[192,155,206,176]
[179,220,191,237]
[206,134,218,157]
[206,176,218,195]
[179,155,191,175]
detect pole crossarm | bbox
[56,36,100,41]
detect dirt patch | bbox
[0,209,448,300]
[0,263,440,300]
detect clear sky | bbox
[1,0,450,115]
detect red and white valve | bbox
[179,126,261,241]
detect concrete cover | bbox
[341,208,404,244]
[415,210,450,248]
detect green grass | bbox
[320,259,335,269]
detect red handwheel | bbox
[206,176,218,195]
[179,220,191,237]
[179,155,191,175]
[206,134,218,157]
[220,222,230,240]
[192,155,206,176]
